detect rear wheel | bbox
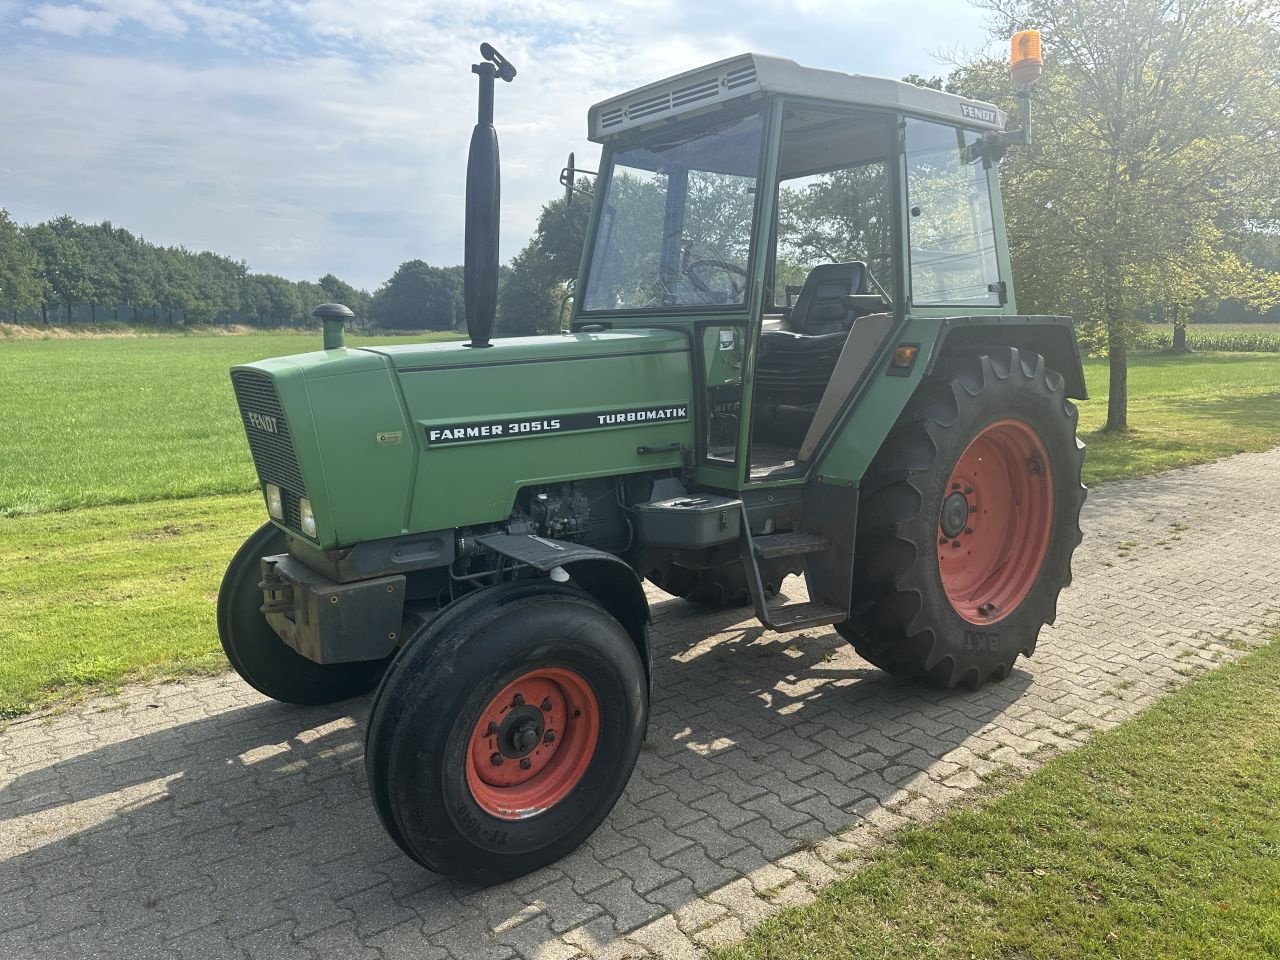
[646,556,796,608]
[217,522,390,705]
[839,347,1085,688]
[365,581,646,883]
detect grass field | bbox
[718,634,1280,960]
[1078,353,1280,482]
[1,330,458,516]
[1,334,1278,716]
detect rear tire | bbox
[839,347,1085,689]
[217,522,390,705]
[365,581,647,884]
[646,556,795,608]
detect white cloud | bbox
[3,0,991,288]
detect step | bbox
[753,532,831,560]
[764,601,847,631]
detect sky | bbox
[0,1,995,290]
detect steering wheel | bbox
[684,258,748,303]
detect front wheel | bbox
[840,347,1086,689]
[217,522,390,704]
[365,582,647,883]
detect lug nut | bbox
[513,693,525,707]
[486,721,498,736]
[965,527,974,535]
[964,486,973,495]
[540,698,552,712]
[519,758,532,770]
[952,540,961,548]
[952,482,961,491]
[490,753,503,767]
[543,730,556,744]
[969,505,978,513]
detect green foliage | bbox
[370,260,464,330]
[0,210,45,317]
[497,179,592,334]
[0,209,371,329]
[959,0,1280,430]
[1130,322,1280,353]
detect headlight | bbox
[265,483,283,520]
[299,498,317,538]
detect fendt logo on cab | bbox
[247,411,279,434]
[960,103,998,124]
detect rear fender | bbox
[930,316,1087,399]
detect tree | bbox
[0,211,45,322]
[497,180,593,335]
[369,260,463,330]
[496,246,561,335]
[970,0,1280,430]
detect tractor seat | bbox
[785,261,867,335]
[756,262,867,407]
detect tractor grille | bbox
[231,370,308,529]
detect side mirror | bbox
[560,152,576,205]
[559,152,598,206]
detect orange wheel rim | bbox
[938,419,1054,625]
[465,666,600,821]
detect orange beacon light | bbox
[1010,30,1044,87]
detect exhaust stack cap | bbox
[313,302,354,350]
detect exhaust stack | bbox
[463,42,516,348]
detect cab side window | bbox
[904,118,1001,306]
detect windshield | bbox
[582,111,764,312]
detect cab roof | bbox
[587,53,1006,143]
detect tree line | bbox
[0,211,479,332]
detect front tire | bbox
[217,522,390,705]
[365,582,647,884]
[839,347,1085,688]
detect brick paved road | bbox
[3,448,1279,960]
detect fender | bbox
[930,315,1087,399]
[476,533,652,688]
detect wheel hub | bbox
[940,491,970,539]
[497,706,545,758]
[465,667,601,821]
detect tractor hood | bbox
[230,330,693,549]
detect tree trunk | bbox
[1102,260,1128,433]
[66,302,73,325]
[41,303,47,326]
[90,302,97,324]
[1106,328,1128,432]
[1171,320,1188,354]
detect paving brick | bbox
[3,448,1279,959]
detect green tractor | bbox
[220,36,1084,883]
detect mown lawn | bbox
[0,341,1278,714]
[0,493,262,717]
[1079,353,1280,482]
[719,635,1280,960]
[1,330,459,516]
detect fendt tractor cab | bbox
[220,34,1085,883]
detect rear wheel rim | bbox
[465,666,600,820]
[938,419,1054,625]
